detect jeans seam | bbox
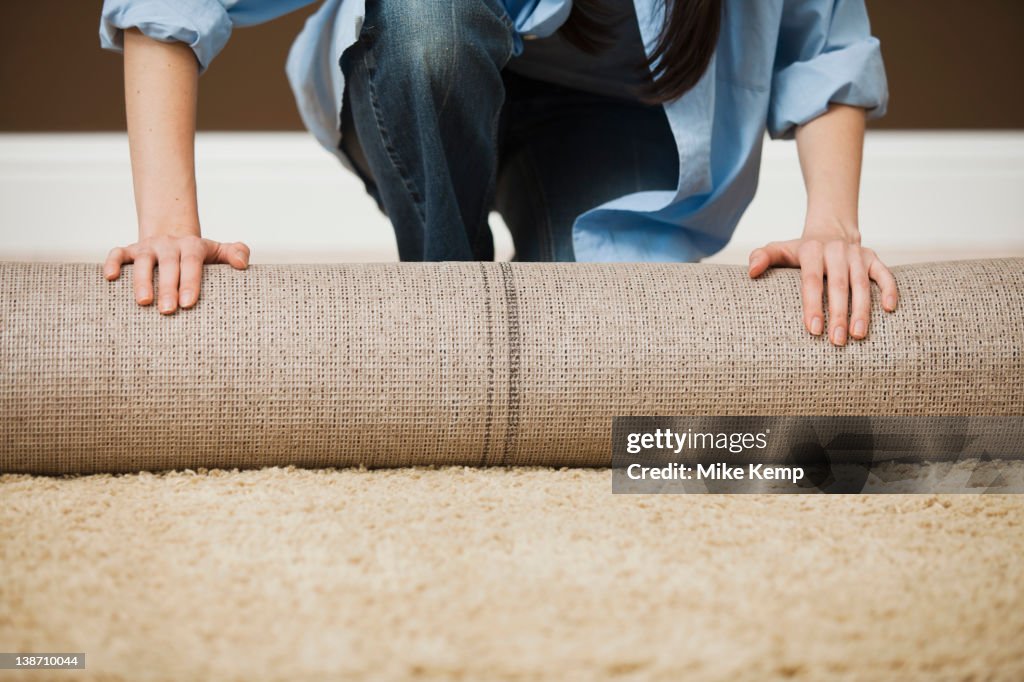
[361,51,427,226]
[437,0,459,115]
[494,0,515,33]
[470,9,516,259]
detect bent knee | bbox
[365,0,513,82]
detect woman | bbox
[99,0,898,346]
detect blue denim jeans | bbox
[339,0,678,262]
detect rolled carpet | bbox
[1,259,1021,474]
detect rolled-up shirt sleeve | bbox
[767,0,889,140]
[100,0,232,74]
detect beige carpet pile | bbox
[2,466,1022,681]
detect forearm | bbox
[794,103,866,242]
[123,28,200,239]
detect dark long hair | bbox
[560,0,722,104]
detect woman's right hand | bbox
[112,29,247,314]
[104,235,250,314]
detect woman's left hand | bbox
[747,226,898,346]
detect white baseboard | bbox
[1,131,1021,264]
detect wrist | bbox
[137,215,201,241]
[802,214,860,244]
[133,184,200,240]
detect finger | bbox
[824,242,849,346]
[156,247,181,315]
[867,256,899,312]
[104,247,128,280]
[132,251,156,306]
[798,242,825,336]
[848,245,871,340]
[208,240,250,269]
[748,242,798,278]
[231,242,251,269]
[178,242,204,309]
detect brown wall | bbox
[1,1,1021,131]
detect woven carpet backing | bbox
[1,259,1021,474]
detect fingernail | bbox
[832,326,847,346]
[852,320,866,338]
[810,317,823,336]
[885,296,897,311]
[160,298,174,313]
[180,290,194,306]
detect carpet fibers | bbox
[2,467,1023,681]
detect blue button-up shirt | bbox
[99,0,888,262]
